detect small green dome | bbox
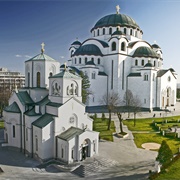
[71,41,81,46]
[91,14,140,31]
[144,62,153,67]
[73,44,102,56]
[133,46,159,58]
[112,30,125,36]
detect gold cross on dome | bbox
[41,42,45,53]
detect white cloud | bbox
[15,54,22,57]
[60,56,64,59]
[24,55,32,58]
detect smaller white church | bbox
[3,44,99,164]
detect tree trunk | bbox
[117,112,123,133]
[134,113,136,127]
[108,110,111,130]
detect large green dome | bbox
[91,14,140,31]
[133,46,159,58]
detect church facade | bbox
[3,46,99,163]
[68,6,177,111]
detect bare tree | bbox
[99,91,120,130]
[131,95,142,126]
[123,89,134,118]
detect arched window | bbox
[71,50,74,57]
[37,72,40,87]
[124,28,127,34]
[67,86,69,95]
[121,42,126,51]
[109,27,112,34]
[92,72,96,79]
[135,59,138,66]
[130,29,133,35]
[91,58,94,63]
[135,31,137,37]
[49,72,53,77]
[98,58,100,64]
[85,57,87,64]
[97,29,100,36]
[28,72,30,87]
[79,58,81,64]
[144,74,148,81]
[141,59,144,66]
[154,61,156,67]
[74,58,77,64]
[103,28,105,35]
[13,125,15,138]
[112,42,116,51]
[93,31,95,37]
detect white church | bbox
[3,45,99,163]
[68,6,177,111]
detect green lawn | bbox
[0,121,4,128]
[124,116,180,154]
[155,158,180,180]
[93,118,115,142]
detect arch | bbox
[121,42,126,51]
[12,125,15,138]
[109,27,112,34]
[124,28,127,34]
[85,57,88,64]
[112,42,116,51]
[79,58,81,64]
[52,81,61,96]
[130,29,133,35]
[74,58,77,64]
[91,57,94,63]
[103,28,105,35]
[98,58,101,65]
[49,64,56,74]
[154,61,156,67]
[135,59,138,66]
[97,29,100,36]
[37,72,40,87]
[81,138,91,160]
[141,59,144,66]
[35,64,41,72]
[49,72,53,77]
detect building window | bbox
[49,72,53,77]
[72,149,74,159]
[98,58,100,65]
[62,148,64,158]
[12,125,15,138]
[36,138,38,151]
[124,28,126,34]
[75,58,77,64]
[28,72,30,87]
[79,58,81,64]
[168,76,171,82]
[112,42,116,51]
[111,60,114,89]
[71,50,74,57]
[97,29,100,36]
[121,42,126,51]
[154,61,156,67]
[109,27,112,34]
[92,72,96,79]
[141,59,144,66]
[91,58,94,63]
[135,31,137,37]
[85,57,87,64]
[103,28,105,35]
[144,99,146,104]
[93,141,96,152]
[135,59,138,66]
[37,72,40,87]
[130,29,133,35]
[26,128,28,141]
[93,31,95,37]
[144,74,148,81]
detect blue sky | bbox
[1,0,180,81]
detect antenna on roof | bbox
[116,5,120,14]
[41,42,45,54]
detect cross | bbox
[41,42,45,53]
[116,5,120,14]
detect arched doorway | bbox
[81,139,91,160]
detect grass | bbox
[124,116,180,154]
[93,118,115,142]
[0,121,4,129]
[133,133,180,154]
[155,158,180,180]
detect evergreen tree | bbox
[156,140,173,165]
[79,71,91,104]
